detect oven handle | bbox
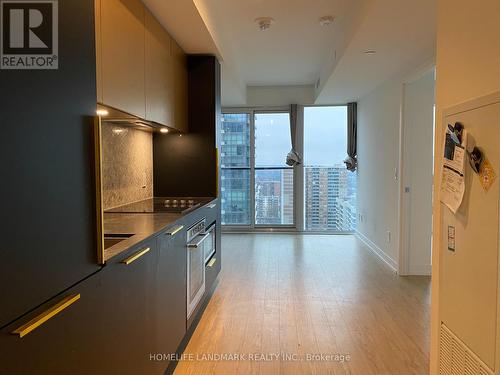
[187,232,210,248]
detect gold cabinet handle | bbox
[207,258,217,267]
[11,294,81,338]
[121,247,151,265]
[165,225,183,236]
[207,203,217,209]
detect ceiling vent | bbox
[255,17,274,31]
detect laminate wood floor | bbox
[174,234,430,375]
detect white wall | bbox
[357,75,402,270]
[432,0,500,373]
[246,85,315,107]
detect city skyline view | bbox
[220,107,357,231]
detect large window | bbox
[303,106,357,232]
[220,113,251,225]
[221,106,356,232]
[254,113,294,226]
[221,111,294,227]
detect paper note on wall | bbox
[440,130,467,213]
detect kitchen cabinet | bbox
[171,40,189,133]
[96,0,146,118]
[0,0,100,328]
[145,9,174,128]
[0,238,161,375]
[155,223,187,362]
[153,56,220,197]
[95,0,188,131]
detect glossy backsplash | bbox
[101,123,153,210]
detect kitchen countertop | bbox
[103,197,216,262]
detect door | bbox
[401,70,435,275]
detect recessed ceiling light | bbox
[364,50,376,55]
[160,128,169,134]
[96,109,109,116]
[319,15,335,27]
[255,17,274,31]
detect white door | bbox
[401,70,435,275]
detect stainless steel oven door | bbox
[203,224,216,265]
[187,232,209,319]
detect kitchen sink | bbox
[104,233,134,249]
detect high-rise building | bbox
[220,114,251,225]
[304,165,357,231]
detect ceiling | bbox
[143,0,436,106]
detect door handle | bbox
[187,233,210,248]
[165,225,184,236]
[121,247,151,265]
[11,294,81,338]
[207,203,217,209]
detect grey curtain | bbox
[286,104,301,166]
[344,102,358,171]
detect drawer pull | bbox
[12,294,81,338]
[165,225,184,236]
[207,258,217,267]
[207,203,217,209]
[121,247,151,265]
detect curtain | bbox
[286,104,301,166]
[344,102,358,171]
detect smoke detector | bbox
[255,17,274,31]
[319,15,335,26]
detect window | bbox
[221,111,294,227]
[220,113,251,225]
[303,106,357,232]
[254,113,294,226]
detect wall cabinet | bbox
[97,0,146,118]
[95,0,188,131]
[145,9,174,128]
[171,40,189,133]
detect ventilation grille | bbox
[440,323,493,375]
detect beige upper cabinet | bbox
[96,0,146,119]
[171,40,188,133]
[95,0,188,131]
[145,10,174,128]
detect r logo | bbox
[1,1,58,69]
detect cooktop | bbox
[105,197,204,214]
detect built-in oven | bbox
[186,219,216,319]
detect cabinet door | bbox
[99,0,145,118]
[0,239,160,375]
[145,9,174,127]
[156,223,187,358]
[171,40,188,132]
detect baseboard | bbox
[355,230,398,273]
[408,264,432,276]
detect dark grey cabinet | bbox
[0,0,100,329]
[155,223,187,364]
[0,238,162,375]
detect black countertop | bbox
[103,197,216,262]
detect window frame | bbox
[221,105,355,234]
